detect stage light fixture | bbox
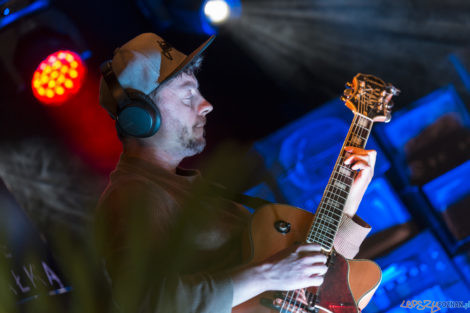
[204,0,230,24]
[31,50,86,106]
[137,0,240,35]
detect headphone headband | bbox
[100,61,131,116]
[99,61,161,138]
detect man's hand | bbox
[342,146,377,218]
[231,243,327,307]
[261,243,328,291]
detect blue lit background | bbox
[246,84,470,312]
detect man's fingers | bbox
[344,146,376,155]
[305,264,328,277]
[351,160,371,171]
[300,254,328,265]
[295,243,323,253]
[344,155,370,166]
[344,150,377,168]
[308,275,325,287]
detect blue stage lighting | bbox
[0,0,49,29]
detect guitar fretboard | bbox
[306,113,373,251]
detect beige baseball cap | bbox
[99,33,215,118]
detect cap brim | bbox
[164,35,215,82]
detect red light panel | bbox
[31,50,86,106]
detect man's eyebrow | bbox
[180,80,199,89]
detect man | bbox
[96,33,375,313]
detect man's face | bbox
[153,72,213,158]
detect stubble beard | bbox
[179,125,206,156]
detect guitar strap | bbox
[208,182,272,211]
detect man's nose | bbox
[198,98,213,116]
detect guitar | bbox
[233,74,400,313]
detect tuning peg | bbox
[386,100,394,109]
[386,85,401,96]
[345,82,353,88]
[343,89,353,96]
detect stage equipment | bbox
[137,0,241,34]
[374,85,470,254]
[0,5,89,95]
[423,160,470,249]
[367,231,470,313]
[204,0,230,24]
[32,50,86,106]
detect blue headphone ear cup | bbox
[117,91,161,138]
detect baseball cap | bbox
[99,33,215,118]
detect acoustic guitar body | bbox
[232,204,382,313]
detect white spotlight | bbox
[204,0,230,24]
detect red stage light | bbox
[31,50,86,106]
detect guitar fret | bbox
[309,234,333,248]
[317,204,343,219]
[350,132,367,142]
[316,214,337,228]
[324,190,347,205]
[332,171,353,184]
[303,75,397,257]
[316,227,335,240]
[337,165,353,178]
[308,234,331,248]
[312,223,335,239]
[357,117,371,128]
[307,111,377,252]
[325,197,342,209]
[314,217,339,232]
[332,173,353,187]
[355,126,370,137]
[349,135,363,146]
[338,164,355,176]
[326,183,349,200]
[311,221,335,238]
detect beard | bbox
[178,124,206,156]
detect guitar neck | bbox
[306,113,374,252]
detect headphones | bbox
[100,61,161,138]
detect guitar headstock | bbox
[341,73,400,123]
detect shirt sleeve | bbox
[94,178,234,313]
[333,214,371,259]
[151,272,233,313]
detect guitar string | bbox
[281,91,373,313]
[312,103,372,247]
[309,113,363,247]
[288,80,387,311]
[304,110,372,311]
[312,113,360,242]
[286,119,360,312]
